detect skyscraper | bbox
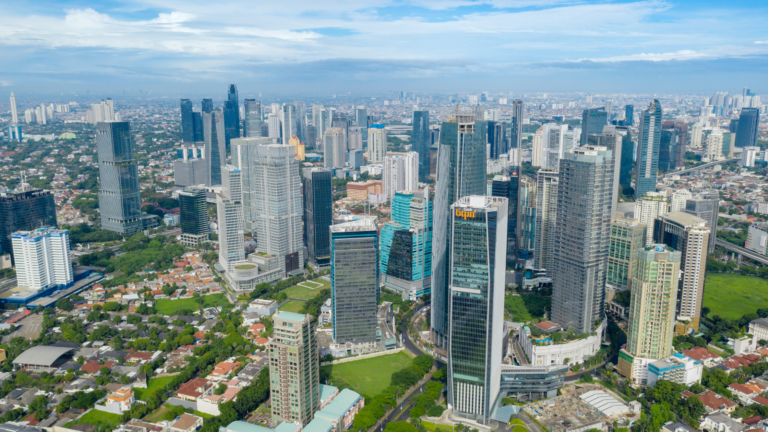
[550,146,614,334]
[323,128,345,169]
[380,190,432,300]
[203,111,226,186]
[231,136,276,228]
[295,101,308,143]
[510,100,524,150]
[690,123,703,148]
[178,188,209,247]
[10,92,18,125]
[347,127,363,151]
[618,244,681,385]
[251,145,304,276]
[218,166,245,272]
[662,121,688,168]
[431,113,487,348]
[607,217,646,291]
[670,189,692,214]
[355,106,368,127]
[534,169,558,275]
[624,105,634,126]
[491,168,519,263]
[653,212,710,331]
[330,217,379,344]
[517,176,536,259]
[735,108,760,148]
[269,312,320,426]
[201,98,213,114]
[181,99,194,143]
[382,152,419,200]
[634,100,662,200]
[634,192,668,247]
[684,192,719,254]
[706,128,724,161]
[303,168,332,268]
[282,103,298,146]
[412,110,431,182]
[368,124,387,163]
[488,120,508,160]
[447,196,507,425]
[224,84,240,150]
[243,99,262,138]
[580,107,608,146]
[0,189,57,259]
[658,128,678,172]
[12,227,73,292]
[96,121,142,235]
[192,112,203,142]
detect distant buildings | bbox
[635,100,662,200]
[742,146,760,167]
[181,99,195,143]
[303,168,333,269]
[178,188,209,247]
[368,125,387,163]
[173,146,208,188]
[324,128,346,169]
[224,84,240,150]
[510,100,524,150]
[243,99,263,138]
[12,227,73,292]
[204,111,227,186]
[330,217,379,345]
[0,189,57,260]
[517,176,537,259]
[580,107,607,146]
[96,121,142,235]
[634,192,668,247]
[735,107,760,148]
[382,152,418,201]
[412,110,430,182]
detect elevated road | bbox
[663,158,738,178]
[715,238,768,265]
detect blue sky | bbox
[2,0,768,95]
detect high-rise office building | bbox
[580,107,608,146]
[488,120,508,160]
[634,192,668,247]
[173,146,208,188]
[531,129,543,167]
[596,126,626,215]
[431,113,487,348]
[662,121,688,168]
[517,176,536,259]
[618,127,633,192]
[491,168,519,263]
[690,123,703,148]
[331,113,351,148]
[295,101,308,143]
[382,152,419,200]
[447,196,507,425]
[355,106,368,127]
[658,128,678,173]
[269,312,320,426]
[653,212,710,330]
[282,103,298,146]
[412,110,431,182]
[244,99,262,138]
[12,227,73,292]
[670,189,692,214]
[267,114,281,140]
[683,192,719,254]
[9,92,18,125]
[550,146,614,333]
[380,190,432,300]
[181,99,194,143]
[323,128,345,169]
[348,126,363,151]
[368,124,387,163]
[619,244,681,385]
[303,168,332,268]
[735,108,760,148]
[607,217,646,291]
[742,146,760,167]
[218,166,245,272]
[634,100,662,200]
[0,189,57,259]
[251,145,304,276]
[330,217,379,344]
[201,98,213,114]
[706,128,724,161]
[625,105,634,126]
[178,188,209,247]
[288,136,305,161]
[192,112,203,142]
[510,100,524,150]
[203,111,227,186]
[96,121,142,235]
[534,169,558,275]
[224,84,240,150]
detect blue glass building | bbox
[634,99,662,200]
[96,121,142,234]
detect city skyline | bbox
[1,1,768,93]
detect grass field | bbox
[422,421,455,432]
[279,300,306,313]
[703,274,768,320]
[66,409,123,429]
[144,404,212,422]
[155,293,231,315]
[133,375,177,401]
[282,283,326,300]
[320,351,413,399]
[512,426,529,432]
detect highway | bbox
[663,158,738,178]
[715,238,768,265]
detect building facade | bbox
[96,121,142,235]
[684,193,719,254]
[244,99,263,138]
[580,107,607,146]
[735,108,760,148]
[0,189,57,260]
[303,168,333,268]
[382,152,419,201]
[634,100,662,200]
[412,110,431,182]
[12,227,73,292]
[218,166,245,272]
[534,169,558,275]
[447,196,507,425]
[368,125,387,164]
[607,217,646,291]
[178,188,209,247]
[204,111,227,186]
[491,169,520,264]
[634,192,668,247]
[517,176,536,259]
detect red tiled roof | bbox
[754,396,768,407]
[81,360,115,374]
[683,346,719,361]
[177,378,212,398]
[743,416,762,425]
[698,390,737,411]
[729,383,756,395]
[534,321,559,331]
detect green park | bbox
[703,274,768,320]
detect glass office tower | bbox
[224,84,240,151]
[634,99,662,200]
[96,121,142,235]
[203,110,226,186]
[243,99,262,138]
[412,110,431,182]
[491,168,519,264]
[580,107,607,146]
[331,217,379,344]
[510,100,524,150]
[181,99,194,143]
[178,188,209,247]
[735,108,760,148]
[625,105,634,126]
[447,196,507,425]
[432,114,487,348]
[0,189,57,260]
[303,168,333,268]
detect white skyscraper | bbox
[670,189,693,214]
[706,128,724,161]
[369,125,387,163]
[12,228,74,292]
[24,109,34,124]
[531,129,543,167]
[382,152,419,200]
[218,166,245,272]
[690,123,703,149]
[324,128,346,169]
[605,99,613,118]
[10,92,18,125]
[634,192,669,247]
[348,126,363,151]
[742,146,760,167]
[268,114,281,140]
[39,103,47,125]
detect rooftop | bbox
[275,311,307,323]
[13,346,75,367]
[663,211,707,227]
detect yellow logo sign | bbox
[455,209,475,220]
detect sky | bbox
[2,0,768,96]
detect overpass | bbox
[663,158,739,178]
[715,238,768,266]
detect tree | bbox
[56,298,74,311]
[385,421,417,432]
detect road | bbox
[379,380,431,426]
[715,238,768,265]
[663,158,738,178]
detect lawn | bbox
[144,404,212,422]
[512,426,529,432]
[320,351,413,399]
[422,421,455,432]
[66,409,123,430]
[282,283,327,300]
[133,375,177,402]
[155,293,232,315]
[279,300,306,313]
[703,274,768,320]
